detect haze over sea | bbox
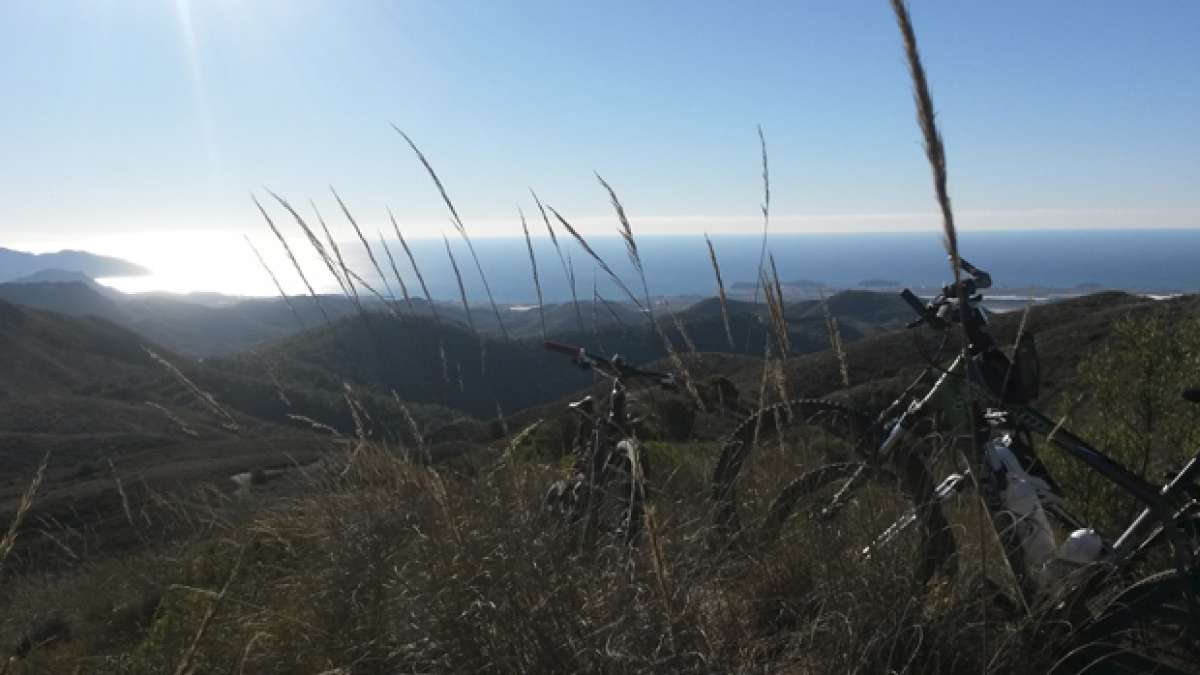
[79,228,1200,302]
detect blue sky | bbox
[2,0,1198,247]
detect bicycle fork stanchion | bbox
[577,399,612,554]
[864,471,969,557]
[542,341,674,554]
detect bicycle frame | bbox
[872,352,1200,599]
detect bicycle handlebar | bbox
[900,257,992,332]
[543,341,677,388]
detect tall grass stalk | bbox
[243,235,306,330]
[106,458,136,528]
[595,289,630,332]
[818,288,851,387]
[665,301,698,355]
[171,546,244,675]
[597,174,654,321]
[393,127,509,340]
[0,451,50,576]
[1001,290,1036,399]
[266,190,352,307]
[344,267,400,317]
[752,125,771,305]
[309,200,355,299]
[253,194,333,328]
[391,213,441,325]
[705,233,735,349]
[518,207,547,340]
[890,0,987,663]
[312,196,352,296]
[443,235,475,333]
[889,0,963,292]
[378,231,415,315]
[653,317,706,412]
[331,187,397,305]
[146,348,240,431]
[590,272,604,351]
[532,189,583,331]
[760,266,790,359]
[546,205,645,314]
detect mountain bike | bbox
[710,259,1200,672]
[542,341,677,549]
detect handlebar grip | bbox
[900,289,927,318]
[543,340,583,357]
[959,258,992,289]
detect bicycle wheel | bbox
[710,398,877,539]
[710,399,959,584]
[1057,569,1200,674]
[549,437,649,549]
[606,438,647,547]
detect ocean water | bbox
[85,229,1199,301]
[354,229,1200,304]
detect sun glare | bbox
[27,231,324,298]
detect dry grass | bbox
[547,204,646,315]
[705,234,736,350]
[889,0,962,287]
[331,187,397,306]
[598,173,654,318]
[377,231,415,315]
[518,207,547,339]
[2,6,1175,673]
[0,452,49,577]
[253,194,333,328]
[390,212,441,325]
[145,348,239,432]
[243,235,306,330]
[818,288,851,387]
[0,436,1093,674]
[442,234,475,333]
[531,189,585,332]
[312,199,356,300]
[394,126,510,340]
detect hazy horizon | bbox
[7,228,1199,300]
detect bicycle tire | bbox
[1056,569,1200,674]
[545,436,650,549]
[710,398,959,584]
[710,398,876,536]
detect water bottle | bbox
[985,434,1058,589]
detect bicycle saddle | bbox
[1183,389,1200,404]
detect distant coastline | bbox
[14,228,1200,301]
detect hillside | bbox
[0,281,363,356]
[211,313,593,419]
[0,276,651,356]
[0,297,165,398]
[0,247,147,282]
[4,289,1195,672]
[723,291,1169,408]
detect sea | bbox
[85,229,1199,302]
[344,229,1200,304]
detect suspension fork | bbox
[823,371,946,516]
[578,376,627,550]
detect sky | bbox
[2,1,1199,261]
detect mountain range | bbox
[0,248,147,283]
